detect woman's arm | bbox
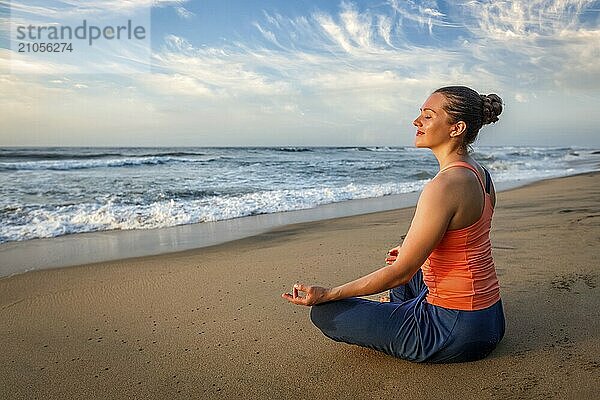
[282,177,456,306]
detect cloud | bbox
[252,22,284,48]
[514,93,528,103]
[1,0,599,146]
[175,6,194,20]
[152,35,295,99]
[3,0,189,19]
[459,0,600,91]
[138,72,213,97]
[0,48,81,74]
[462,0,593,41]
[146,2,490,105]
[387,0,459,32]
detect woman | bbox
[282,86,505,363]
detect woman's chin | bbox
[414,138,428,148]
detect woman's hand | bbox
[281,283,330,306]
[385,245,401,265]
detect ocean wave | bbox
[0,149,209,160]
[158,189,223,200]
[0,155,218,171]
[357,162,390,171]
[366,146,399,152]
[476,146,578,161]
[135,151,207,157]
[471,151,497,162]
[0,181,429,243]
[0,150,120,160]
[410,171,436,180]
[352,146,402,152]
[275,147,313,152]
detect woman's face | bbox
[413,92,454,149]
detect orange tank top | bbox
[421,161,501,311]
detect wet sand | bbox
[1,172,599,399]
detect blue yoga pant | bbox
[310,269,505,363]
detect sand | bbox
[1,172,599,399]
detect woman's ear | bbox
[450,121,467,138]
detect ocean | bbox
[1,146,598,244]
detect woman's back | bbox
[422,161,501,311]
[441,160,496,231]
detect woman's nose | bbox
[413,117,420,127]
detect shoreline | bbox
[0,171,597,278]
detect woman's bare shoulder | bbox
[427,167,481,209]
[430,167,474,192]
[419,171,461,210]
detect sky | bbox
[1,0,599,147]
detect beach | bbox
[1,172,599,399]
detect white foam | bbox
[0,180,429,243]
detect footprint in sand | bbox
[551,273,597,292]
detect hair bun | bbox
[480,93,503,125]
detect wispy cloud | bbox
[146,1,490,103]
[2,0,188,19]
[175,6,194,20]
[387,0,460,33]
[459,0,600,92]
